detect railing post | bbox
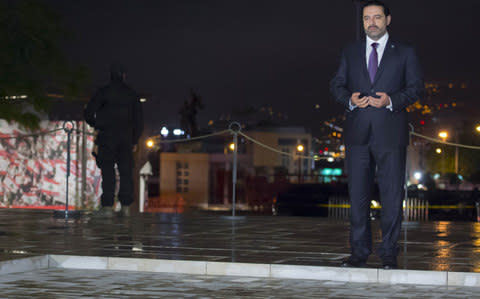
[476,201,480,222]
[404,123,414,221]
[228,122,241,217]
[54,121,80,219]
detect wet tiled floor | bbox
[0,209,479,272]
[1,268,480,298]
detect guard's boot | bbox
[92,206,114,218]
[120,205,131,217]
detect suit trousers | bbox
[96,132,134,207]
[346,144,406,259]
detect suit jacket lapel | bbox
[373,40,394,83]
[359,41,371,83]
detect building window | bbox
[281,147,291,169]
[176,161,189,193]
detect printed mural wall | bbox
[0,120,101,209]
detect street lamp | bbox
[438,131,448,141]
[296,144,304,153]
[146,138,155,149]
[296,144,304,183]
[438,131,449,174]
[476,125,480,133]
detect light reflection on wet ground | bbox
[0,209,479,272]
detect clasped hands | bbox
[351,92,390,108]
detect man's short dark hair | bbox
[362,0,391,17]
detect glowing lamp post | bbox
[438,131,449,173]
[438,131,448,141]
[296,144,304,183]
[146,139,155,149]
[296,144,304,153]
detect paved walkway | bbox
[1,209,479,272]
[2,268,480,298]
[0,209,479,297]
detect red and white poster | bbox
[0,120,102,209]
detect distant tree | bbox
[424,129,480,178]
[0,0,87,130]
[425,145,454,174]
[457,129,480,179]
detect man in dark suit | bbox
[330,0,424,269]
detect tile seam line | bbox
[446,270,448,286]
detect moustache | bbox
[368,26,379,30]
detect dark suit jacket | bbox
[330,39,424,148]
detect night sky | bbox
[45,0,480,134]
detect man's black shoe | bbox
[381,257,398,270]
[340,256,367,268]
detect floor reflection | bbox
[0,209,480,272]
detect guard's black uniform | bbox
[84,69,143,208]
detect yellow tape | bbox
[317,204,475,209]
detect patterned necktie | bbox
[368,42,379,83]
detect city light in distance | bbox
[229,142,235,151]
[173,129,184,136]
[438,131,448,141]
[160,127,169,137]
[436,148,442,154]
[414,172,422,180]
[3,95,27,100]
[146,139,154,148]
[296,144,304,152]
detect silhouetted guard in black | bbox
[84,63,143,212]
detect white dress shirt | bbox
[366,32,389,68]
[350,32,392,111]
